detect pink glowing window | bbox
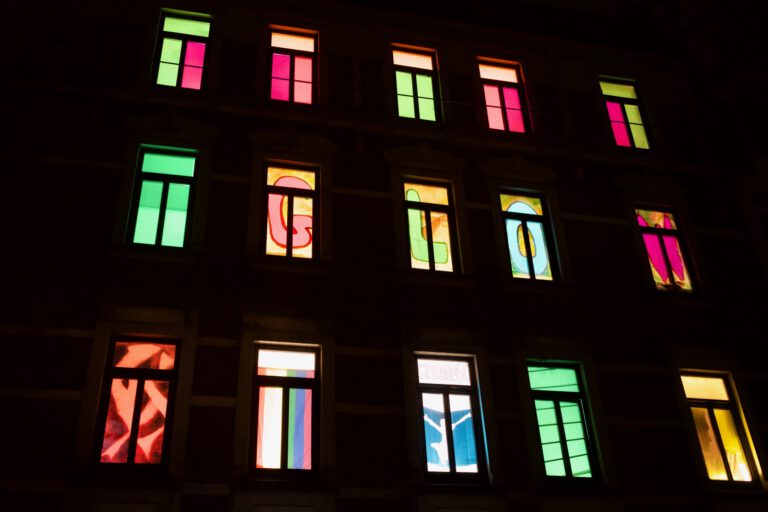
[99,340,177,465]
[155,13,211,90]
[635,208,693,291]
[600,80,650,149]
[270,31,316,105]
[479,62,527,133]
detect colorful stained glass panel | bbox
[287,388,312,469]
[134,380,169,464]
[713,409,752,481]
[257,349,316,378]
[691,406,728,480]
[417,359,471,386]
[266,167,316,189]
[100,378,138,463]
[449,394,478,473]
[113,342,176,370]
[404,183,449,205]
[422,392,449,472]
[256,386,283,468]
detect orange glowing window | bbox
[99,340,178,465]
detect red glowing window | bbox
[270,30,316,105]
[479,61,527,133]
[99,340,177,465]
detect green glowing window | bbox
[680,373,761,483]
[599,79,650,149]
[403,181,456,272]
[393,49,438,121]
[527,364,596,478]
[155,11,211,90]
[130,146,197,248]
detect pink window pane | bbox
[272,53,291,79]
[184,42,206,67]
[294,56,313,83]
[271,78,290,101]
[294,81,312,104]
[663,235,689,286]
[181,66,203,89]
[134,380,169,464]
[483,84,501,107]
[486,106,504,130]
[100,378,138,463]
[506,108,525,133]
[643,233,670,286]
[606,101,624,122]
[503,87,521,109]
[611,121,631,147]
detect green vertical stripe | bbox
[287,388,296,467]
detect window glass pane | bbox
[256,387,283,468]
[534,400,566,476]
[502,87,522,110]
[181,65,203,90]
[449,394,478,473]
[271,53,291,80]
[398,95,416,118]
[271,32,315,52]
[266,167,316,189]
[294,56,313,83]
[506,107,525,133]
[271,78,290,101]
[415,74,433,99]
[160,38,182,64]
[606,101,624,122]
[560,401,591,477]
[526,220,552,280]
[663,235,692,290]
[163,17,210,38]
[599,81,637,99]
[691,406,728,480]
[624,104,643,124]
[422,393,450,472]
[681,376,729,401]
[133,180,163,245]
[142,152,196,177]
[635,209,678,230]
[629,123,650,149]
[713,409,752,481]
[483,84,501,108]
[500,194,543,216]
[160,183,189,247]
[403,182,449,205]
[506,218,531,278]
[257,349,316,377]
[430,211,453,271]
[100,378,138,463]
[407,209,431,269]
[134,380,169,464]
[291,196,314,258]
[266,193,289,256]
[486,106,504,130]
[113,342,176,370]
[611,121,631,147]
[418,98,436,121]
[528,366,580,392]
[417,359,471,386]
[294,81,312,104]
[184,41,206,67]
[395,71,414,96]
[157,62,179,86]
[287,388,313,470]
[478,64,517,83]
[393,50,433,70]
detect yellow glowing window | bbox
[404,181,456,272]
[680,373,761,483]
[264,166,317,259]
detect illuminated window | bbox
[527,364,595,478]
[404,181,456,272]
[129,146,196,248]
[393,49,438,121]
[500,193,554,280]
[98,340,177,464]
[680,373,760,482]
[270,30,316,104]
[155,11,211,90]
[253,347,318,470]
[417,357,485,476]
[635,208,693,291]
[599,80,650,149]
[479,62,527,133]
[265,166,317,258]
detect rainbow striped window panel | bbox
[254,347,318,470]
[155,11,211,90]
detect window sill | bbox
[247,256,332,276]
[110,245,199,264]
[397,268,477,288]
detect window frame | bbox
[154,10,212,91]
[526,362,599,481]
[268,28,318,105]
[403,179,459,272]
[249,344,320,475]
[634,206,695,292]
[127,145,197,249]
[94,337,180,468]
[478,60,529,133]
[415,354,487,482]
[392,47,440,122]
[499,191,558,281]
[599,78,651,150]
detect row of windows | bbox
[98,340,763,485]
[130,145,693,292]
[152,11,650,150]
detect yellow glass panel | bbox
[681,375,729,401]
[691,407,728,480]
[478,64,518,83]
[392,50,433,70]
[266,167,316,190]
[403,182,449,205]
[292,196,314,259]
[500,194,543,215]
[599,81,637,99]
[271,32,315,52]
[430,211,453,272]
[635,209,677,230]
[714,409,752,481]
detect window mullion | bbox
[443,393,456,473]
[286,194,295,257]
[411,73,419,118]
[281,386,290,469]
[657,232,678,288]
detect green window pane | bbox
[415,74,433,99]
[544,460,567,476]
[157,62,179,86]
[164,16,210,38]
[395,71,414,96]
[418,98,436,121]
[599,81,637,99]
[142,152,196,177]
[566,439,588,457]
[629,123,650,149]
[133,181,164,245]
[160,38,182,64]
[528,366,580,392]
[161,183,190,247]
[398,95,416,118]
[570,454,592,477]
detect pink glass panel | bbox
[506,108,525,133]
[483,84,501,107]
[486,106,504,130]
[184,42,206,67]
[181,66,203,89]
[271,78,290,101]
[272,53,291,79]
[113,342,176,370]
[663,235,687,283]
[100,378,138,463]
[606,101,624,122]
[503,87,521,109]
[294,81,312,104]
[294,56,313,83]
[134,380,169,464]
[643,233,670,285]
[611,121,631,147]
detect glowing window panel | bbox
[417,359,471,386]
[599,80,649,149]
[681,372,757,482]
[265,167,316,258]
[270,31,315,104]
[393,50,437,121]
[635,209,693,291]
[156,15,210,90]
[500,194,553,281]
[479,62,526,133]
[254,347,317,471]
[113,342,176,370]
[528,366,580,393]
[393,50,433,70]
[404,182,454,272]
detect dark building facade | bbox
[2,1,767,511]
